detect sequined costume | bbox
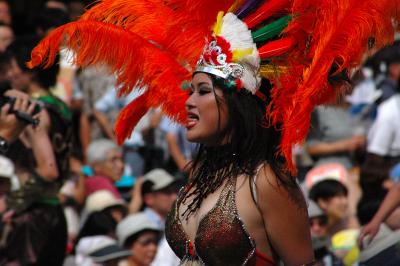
[165,177,275,266]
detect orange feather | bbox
[267,0,400,173]
[29,20,189,143]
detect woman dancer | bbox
[28,0,400,265]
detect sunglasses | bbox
[309,216,328,227]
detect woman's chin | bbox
[186,131,200,143]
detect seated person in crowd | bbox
[308,200,344,266]
[132,168,180,266]
[357,198,400,266]
[309,179,358,237]
[76,235,132,266]
[117,213,162,266]
[75,138,125,204]
[359,182,400,243]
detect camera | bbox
[0,81,42,126]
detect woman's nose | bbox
[185,93,196,110]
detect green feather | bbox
[252,16,292,42]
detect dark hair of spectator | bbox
[7,36,59,89]
[309,179,348,202]
[76,209,118,243]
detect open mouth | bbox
[186,112,199,129]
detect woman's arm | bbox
[359,183,400,244]
[256,165,314,266]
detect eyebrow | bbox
[192,81,212,88]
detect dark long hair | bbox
[181,74,299,219]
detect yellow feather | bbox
[228,0,246,13]
[260,64,288,79]
[213,11,224,35]
[232,48,254,61]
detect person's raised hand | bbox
[358,220,380,249]
[0,90,36,142]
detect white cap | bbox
[305,163,348,190]
[143,168,176,191]
[76,235,131,266]
[84,190,125,214]
[0,155,20,191]
[117,212,161,246]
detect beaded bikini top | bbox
[165,177,275,266]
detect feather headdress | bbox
[29,0,400,173]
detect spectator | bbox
[359,183,400,243]
[308,200,344,266]
[309,179,358,237]
[75,190,128,262]
[77,139,124,202]
[75,235,132,266]
[375,49,400,103]
[0,39,71,264]
[365,84,400,169]
[117,213,162,266]
[138,168,180,266]
[357,198,400,266]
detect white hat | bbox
[143,168,176,192]
[117,212,161,246]
[305,163,348,190]
[76,235,132,266]
[85,190,125,214]
[0,155,19,191]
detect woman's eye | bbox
[199,88,211,95]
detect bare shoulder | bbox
[255,164,314,266]
[255,164,307,211]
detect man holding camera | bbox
[0,89,36,152]
[0,38,71,264]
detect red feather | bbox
[258,37,296,59]
[243,0,291,29]
[29,20,189,144]
[267,0,400,173]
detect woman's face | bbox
[128,231,159,266]
[185,73,229,145]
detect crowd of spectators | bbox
[0,1,400,266]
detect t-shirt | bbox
[84,176,121,199]
[367,94,400,157]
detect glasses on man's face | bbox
[309,216,328,227]
[106,155,124,164]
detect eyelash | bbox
[189,87,211,95]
